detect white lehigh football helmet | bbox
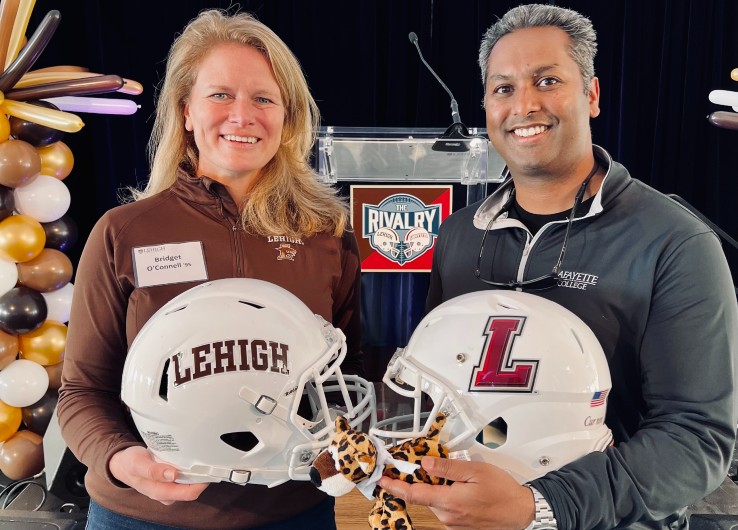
[121,278,375,488]
[370,290,613,483]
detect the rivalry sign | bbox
[351,185,453,272]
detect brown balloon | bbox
[0,328,18,370]
[44,360,63,390]
[0,139,41,188]
[17,248,73,292]
[18,320,66,366]
[6,74,125,101]
[37,141,74,180]
[0,429,44,480]
[21,388,57,436]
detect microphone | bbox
[408,31,476,152]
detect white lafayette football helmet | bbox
[121,278,375,487]
[403,227,431,258]
[370,290,612,483]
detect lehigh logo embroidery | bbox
[275,243,297,261]
[362,194,440,265]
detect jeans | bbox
[85,497,337,530]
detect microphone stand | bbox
[408,31,481,152]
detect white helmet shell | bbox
[122,278,375,487]
[370,290,612,483]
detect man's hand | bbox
[109,446,209,505]
[378,456,535,530]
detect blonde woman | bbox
[58,9,362,530]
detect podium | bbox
[314,127,506,380]
[315,126,506,205]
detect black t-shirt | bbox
[509,196,595,235]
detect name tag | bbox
[132,242,208,288]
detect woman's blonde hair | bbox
[134,8,347,238]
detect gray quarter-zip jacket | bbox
[427,145,738,530]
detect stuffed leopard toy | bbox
[309,412,451,530]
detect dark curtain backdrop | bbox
[27,0,738,379]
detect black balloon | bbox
[41,215,78,252]
[21,388,58,436]
[9,100,66,147]
[0,185,14,222]
[0,286,47,335]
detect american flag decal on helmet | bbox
[590,389,609,407]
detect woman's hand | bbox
[109,446,209,505]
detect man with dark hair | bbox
[379,4,738,530]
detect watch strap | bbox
[524,484,558,530]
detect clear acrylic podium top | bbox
[314,126,507,185]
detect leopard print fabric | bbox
[310,413,450,530]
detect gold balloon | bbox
[17,248,73,292]
[732,68,738,82]
[0,139,41,188]
[37,141,74,180]
[0,214,46,262]
[19,320,66,366]
[0,113,10,143]
[44,360,63,390]
[0,399,21,442]
[0,328,18,370]
[1,100,84,133]
[0,429,44,480]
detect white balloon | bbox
[0,359,49,407]
[0,258,17,297]
[41,282,74,323]
[13,175,71,223]
[709,89,738,107]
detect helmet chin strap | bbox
[176,464,290,486]
[238,385,291,422]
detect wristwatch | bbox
[524,485,558,530]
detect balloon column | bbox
[708,68,738,131]
[0,0,140,482]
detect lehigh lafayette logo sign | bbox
[351,185,453,272]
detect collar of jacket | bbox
[171,167,240,219]
[473,145,630,230]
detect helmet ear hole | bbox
[480,417,507,448]
[220,431,260,452]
